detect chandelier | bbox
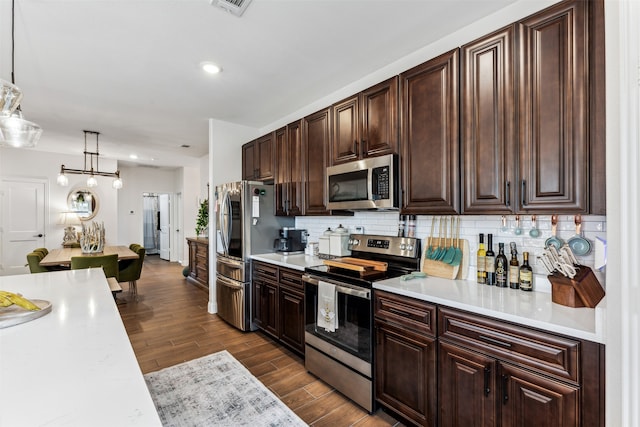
[0,0,43,148]
[57,130,123,189]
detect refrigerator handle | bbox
[219,189,230,254]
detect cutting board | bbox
[421,238,470,280]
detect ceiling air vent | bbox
[209,0,253,17]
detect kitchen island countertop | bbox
[0,269,162,426]
[374,275,606,344]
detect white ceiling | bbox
[0,0,518,169]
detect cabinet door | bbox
[287,120,304,216]
[279,286,304,354]
[361,76,399,159]
[303,109,330,215]
[401,49,460,214]
[461,26,517,214]
[518,0,588,213]
[375,321,437,426]
[439,341,497,427]
[242,141,257,180]
[331,95,360,164]
[256,133,274,181]
[252,277,264,329]
[262,280,279,339]
[274,127,289,216]
[500,363,579,427]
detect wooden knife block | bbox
[548,266,605,308]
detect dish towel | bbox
[317,280,338,332]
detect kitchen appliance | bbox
[273,227,307,255]
[215,181,294,331]
[303,234,421,412]
[326,154,399,211]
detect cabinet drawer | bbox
[253,262,278,278]
[279,268,303,291]
[439,307,580,383]
[374,291,436,337]
[195,244,208,257]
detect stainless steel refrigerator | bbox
[215,181,294,331]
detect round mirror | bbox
[68,188,99,221]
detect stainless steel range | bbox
[303,234,421,412]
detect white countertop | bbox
[0,269,162,427]
[251,253,324,271]
[374,276,606,344]
[250,254,605,344]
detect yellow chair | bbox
[71,254,121,301]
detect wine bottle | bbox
[477,234,486,284]
[495,242,508,287]
[520,252,533,291]
[485,234,496,286]
[509,243,520,289]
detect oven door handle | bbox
[302,274,371,299]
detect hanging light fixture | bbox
[0,0,42,148]
[57,130,123,189]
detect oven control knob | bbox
[407,244,414,251]
[350,238,360,246]
[400,243,406,250]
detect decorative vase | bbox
[80,221,105,254]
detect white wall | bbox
[0,147,118,248]
[117,164,184,261]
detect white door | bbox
[0,178,47,276]
[158,193,170,260]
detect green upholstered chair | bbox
[70,253,119,279]
[26,252,51,273]
[71,254,121,301]
[118,244,145,299]
[33,247,49,257]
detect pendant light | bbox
[0,0,42,148]
[57,130,123,189]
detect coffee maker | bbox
[273,227,308,254]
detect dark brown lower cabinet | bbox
[252,263,279,338]
[375,321,436,426]
[439,341,579,427]
[251,261,304,355]
[374,290,437,426]
[374,291,604,427]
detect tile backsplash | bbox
[296,213,607,293]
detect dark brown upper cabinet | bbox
[461,25,517,214]
[242,133,275,182]
[303,108,331,215]
[331,77,399,165]
[518,0,589,213]
[274,122,303,216]
[401,49,460,215]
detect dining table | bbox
[40,245,139,267]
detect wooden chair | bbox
[118,244,145,300]
[70,254,122,301]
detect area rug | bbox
[144,350,307,427]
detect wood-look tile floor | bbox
[117,255,404,427]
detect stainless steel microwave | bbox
[326,154,399,210]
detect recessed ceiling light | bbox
[129,154,138,160]
[201,62,222,74]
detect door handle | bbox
[33,233,43,238]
